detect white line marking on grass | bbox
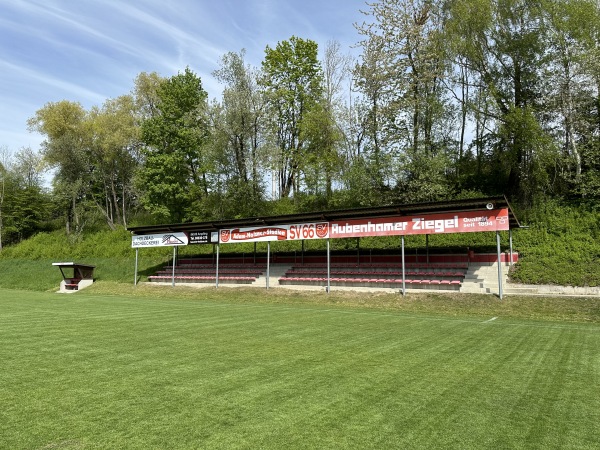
[483,317,498,323]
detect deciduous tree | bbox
[137,68,209,222]
[260,36,324,198]
[27,100,90,234]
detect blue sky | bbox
[0,0,366,154]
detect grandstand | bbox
[129,196,521,297]
[144,250,515,294]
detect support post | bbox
[172,247,176,287]
[134,248,139,286]
[216,243,220,288]
[496,231,503,299]
[266,242,271,289]
[401,235,406,296]
[326,238,331,293]
[509,229,514,267]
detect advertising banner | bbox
[135,209,509,247]
[329,209,509,238]
[219,222,329,243]
[131,232,189,248]
[187,231,219,245]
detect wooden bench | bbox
[64,278,82,290]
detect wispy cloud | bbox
[0,0,365,153]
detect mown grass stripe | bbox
[1,289,599,449]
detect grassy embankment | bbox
[0,200,598,291]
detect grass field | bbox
[1,287,599,449]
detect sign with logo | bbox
[134,209,509,247]
[329,209,509,238]
[187,231,219,245]
[219,222,329,243]
[132,232,189,248]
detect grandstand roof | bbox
[128,196,521,235]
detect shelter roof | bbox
[128,196,521,235]
[52,262,96,269]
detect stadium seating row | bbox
[284,270,464,278]
[292,262,469,270]
[155,268,264,276]
[148,275,256,284]
[278,277,461,290]
[163,264,267,270]
[277,261,466,290]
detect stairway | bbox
[460,263,511,295]
[252,263,291,288]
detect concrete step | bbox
[504,287,540,294]
[253,263,290,287]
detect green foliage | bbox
[2,185,53,244]
[0,151,54,248]
[261,36,324,198]
[137,67,209,223]
[1,228,127,260]
[28,97,141,232]
[510,200,600,286]
[211,50,266,202]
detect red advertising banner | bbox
[329,209,509,238]
[219,222,329,243]
[218,209,509,243]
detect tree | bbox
[27,100,90,234]
[0,147,9,251]
[316,40,351,199]
[133,71,164,120]
[88,95,140,228]
[13,146,45,188]
[212,50,267,208]
[0,146,52,249]
[137,68,210,222]
[355,0,453,203]
[260,36,324,198]
[28,97,141,231]
[353,34,388,191]
[543,0,600,199]
[446,0,557,205]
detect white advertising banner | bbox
[132,232,189,248]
